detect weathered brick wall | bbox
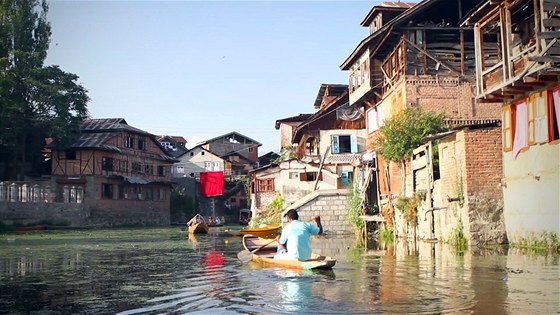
[405,76,500,119]
[284,190,355,235]
[463,127,506,244]
[464,128,503,197]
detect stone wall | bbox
[284,189,354,235]
[0,202,89,226]
[0,179,171,227]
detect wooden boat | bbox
[242,235,336,270]
[224,228,241,236]
[188,222,209,234]
[238,223,281,239]
[187,214,209,234]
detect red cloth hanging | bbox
[200,171,224,197]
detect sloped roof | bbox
[341,0,474,70]
[275,114,313,129]
[176,144,221,160]
[157,135,187,144]
[80,118,150,135]
[198,131,262,147]
[313,84,348,109]
[66,118,176,161]
[360,2,417,27]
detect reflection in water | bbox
[0,228,558,314]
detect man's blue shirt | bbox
[278,220,320,260]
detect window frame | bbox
[502,105,514,152]
[256,178,275,192]
[102,183,113,199]
[102,157,114,171]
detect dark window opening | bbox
[102,183,113,199]
[102,157,114,171]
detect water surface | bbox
[0,227,558,314]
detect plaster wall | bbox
[502,143,560,241]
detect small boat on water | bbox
[238,223,281,239]
[187,214,209,234]
[188,222,209,234]
[242,235,336,270]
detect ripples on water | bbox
[0,228,558,314]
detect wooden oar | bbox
[237,238,276,263]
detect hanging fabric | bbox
[200,171,224,197]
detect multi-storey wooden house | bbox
[50,118,177,226]
[461,0,560,242]
[340,0,502,216]
[291,83,366,188]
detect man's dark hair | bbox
[285,209,299,220]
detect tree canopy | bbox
[375,107,447,164]
[0,0,89,180]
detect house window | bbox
[550,87,560,142]
[201,151,205,155]
[132,162,141,173]
[190,152,194,156]
[138,138,147,151]
[125,136,134,148]
[118,160,128,172]
[502,105,513,151]
[300,172,321,182]
[340,170,353,186]
[176,166,185,174]
[133,186,142,200]
[145,187,153,200]
[257,178,274,192]
[144,164,153,175]
[118,184,127,199]
[159,188,165,200]
[249,147,254,152]
[158,165,166,176]
[528,91,548,144]
[204,161,212,170]
[65,150,77,160]
[102,183,113,199]
[367,105,384,134]
[102,157,114,171]
[289,172,299,179]
[331,135,357,154]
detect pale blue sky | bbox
[46,1,378,153]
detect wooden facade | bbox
[340,0,498,218]
[462,0,560,102]
[49,118,176,226]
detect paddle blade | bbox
[237,250,253,263]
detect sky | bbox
[45,0,379,154]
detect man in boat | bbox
[274,209,323,261]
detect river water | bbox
[0,227,558,314]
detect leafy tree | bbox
[0,0,89,180]
[375,107,446,195]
